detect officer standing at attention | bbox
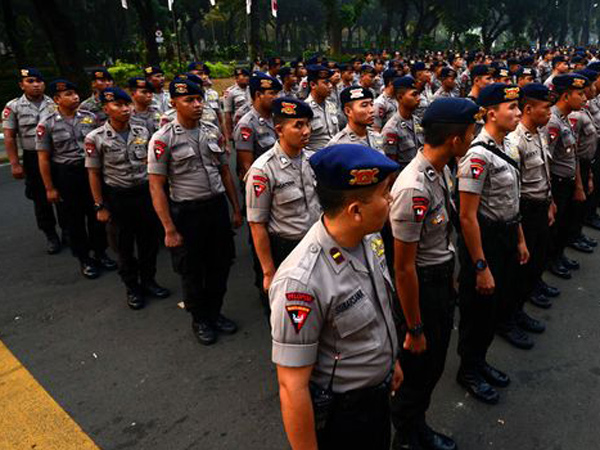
[433,68,458,99]
[390,98,480,450]
[148,79,242,346]
[305,65,340,153]
[246,98,321,297]
[373,69,400,132]
[493,67,513,85]
[233,73,282,179]
[328,86,384,153]
[36,80,117,279]
[223,68,251,143]
[144,66,171,114]
[128,77,161,136]
[3,67,64,254]
[269,143,402,450]
[466,65,494,101]
[515,67,537,88]
[79,68,113,126]
[193,64,226,134]
[359,64,378,98]
[382,76,424,170]
[412,62,434,120]
[456,83,528,404]
[543,56,569,89]
[85,87,170,310]
[278,67,299,98]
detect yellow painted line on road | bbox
[0,341,99,449]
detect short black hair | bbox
[316,182,379,217]
[424,122,472,147]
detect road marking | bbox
[0,341,99,449]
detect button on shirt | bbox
[233,107,277,158]
[373,92,397,130]
[457,127,520,222]
[35,110,98,165]
[245,142,321,240]
[147,120,226,202]
[3,94,56,151]
[327,124,385,154]
[269,218,398,393]
[390,151,455,267]
[84,122,150,189]
[381,112,424,167]
[305,94,340,153]
[547,105,577,178]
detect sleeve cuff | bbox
[147,163,168,175]
[247,208,270,223]
[391,220,422,242]
[272,341,319,367]
[458,178,484,194]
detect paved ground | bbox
[1,163,599,450]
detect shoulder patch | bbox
[412,196,429,222]
[548,127,559,143]
[285,292,314,303]
[154,140,167,160]
[386,133,398,145]
[85,140,96,156]
[285,305,311,333]
[3,107,11,120]
[36,123,46,138]
[240,126,252,141]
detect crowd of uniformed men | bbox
[4,46,600,449]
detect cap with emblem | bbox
[169,78,204,98]
[19,67,44,81]
[309,144,400,190]
[272,97,313,119]
[477,83,521,107]
[440,67,457,79]
[516,67,537,79]
[307,65,333,82]
[48,79,77,97]
[494,66,510,78]
[412,62,427,72]
[234,67,250,77]
[100,87,132,104]
[127,77,155,92]
[552,55,566,67]
[360,65,376,75]
[187,61,203,72]
[340,86,374,106]
[471,65,493,77]
[177,72,203,85]
[393,76,417,90]
[521,83,553,102]
[575,69,598,83]
[144,65,164,77]
[421,98,482,127]
[552,73,590,92]
[90,68,113,81]
[249,72,282,95]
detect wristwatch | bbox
[93,202,105,212]
[407,323,424,337]
[474,259,488,272]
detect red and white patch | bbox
[253,175,268,183]
[349,168,379,186]
[85,141,96,156]
[286,292,314,303]
[286,305,311,333]
[378,108,385,118]
[253,182,266,197]
[386,133,398,145]
[3,107,11,120]
[470,157,486,180]
[36,123,46,138]
[240,127,252,142]
[548,127,559,144]
[412,197,429,222]
[568,117,578,130]
[154,140,167,160]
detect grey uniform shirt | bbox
[269,218,398,393]
[547,105,577,178]
[79,95,107,126]
[3,94,56,151]
[327,125,385,154]
[390,151,455,267]
[84,122,150,189]
[506,122,552,202]
[224,84,252,126]
[381,112,424,167]
[570,108,597,162]
[433,87,458,99]
[457,127,520,222]
[586,96,600,134]
[147,119,226,202]
[233,107,277,158]
[414,84,434,120]
[159,103,220,130]
[245,142,321,240]
[151,90,172,114]
[373,92,397,130]
[305,94,340,153]
[35,110,97,165]
[130,106,161,136]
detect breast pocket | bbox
[523,152,545,182]
[275,186,304,207]
[311,118,325,134]
[171,145,197,174]
[132,145,148,161]
[489,166,517,209]
[105,146,127,164]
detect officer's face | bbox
[132,88,153,106]
[475,75,493,89]
[347,99,374,127]
[55,90,80,109]
[297,66,307,77]
[566,89,587,110]
[342,70,354,83]
[400,88,420,111]
[496,76,512,85]
[353,61,362,71]
[259,89,279,110]
[173,95,203,121]
[556,62,568,73]
[279,118,311,149]
[361,73,374,88]
[517,76,534,88]
[442,76,456,90]
[417,70,431,84]
[237,75,250,88]
[526,101,552,128]
[330,71,340,84]
[93,79,110,93]
[285,74,299,87]
[494,100,521,133]
[105,100,131,123]
[313,79,332,98]
[148,73,165,89]
[20,77,45,97]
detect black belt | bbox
[171,193,225,210]
[478,213,520,230]
[105,182,149,195]
[334,371,393,405]
[417,259,454,283]
[551,174,576,183]
[520,197,551,209]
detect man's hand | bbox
[574,187,586,202]
[232,209,243,229]
[403,332,427,354]
[476,268,495,295]
[46,187,60,203]
[588,173,594,195]
[517,241,530,265]
[263,272,274,293]
[391,360,403,394]
[165,229,183,248]
[96,209,110,223]
[548,201,557,226]
[11,163,24,179]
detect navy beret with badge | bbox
[494,66,511,78]
[552,73,590,92]
[412,62,427,72]
[361,64,376,75]
[309,144,400,191]
[249,72,282,94]
[587,62,600,72]
[48,79,77,97]
[471,64,493,77]
[100,87,132,104]
[421,98,483,127]
[440,67,457,79]
[521,83,553,102]
[19,67,44,81]
[177,72,203,85]
[272,97,313,120]
[552,55,566,67]
[144,65,164,77]
[90,68,113,81]
[234,67,250,77]
[516,67,537,79]
[307,64,333,82]
[169,78,204,98]
[127,77,155,92]
[393,76,417,90]
[187,61,204,72]
[340,86,374,106]
[477,83,521,107]
[575,69,598,83]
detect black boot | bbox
[417,422,457,450]
[45,231,61,255]
[126,285,145,310]
[141,280,171,299]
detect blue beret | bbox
[516,67,537,78]
[553,73,590,92]
[144,65,164,76]
[587,62,600,72]
[187,61,203,71]
[177,72,203,85]
[520,56,534,66]
[382,69,400,84]
[340,86,374,106]
[307,55,324,65]
[249,72,282,93]
[477,83,521,107]
[575,69,598,82]
[234,67,250,77]
[309,144,400,190]
[19,67,44,81]
[494,66,511,78]
[440,67,457,79]
[360,64,376,75]
[521,83,553,102]
[272,97,313,119]
[90,68,113,81]
[279,66,294,79]
[571,55,585,64]
[307,65,333,82]
[552,55,566,66]
[338,63,352,72]
[48,79,77,96]
[169,78,204,98]
[412,62,427,72]
[393,76,417,90]
[422,98,483,127]
[127,77,155,92]
[100,87,132,104]
[472,65,493,77]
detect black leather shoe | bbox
[497,326,534,350]
[569,239,594,254]
[516,310,545,333]
[94,253,117,271]
[560,255,580,271]
[585,216,600,230]
[192,320,217,345]
[212,314,238,334]
[580,234,598,247]
[393,429,424,450]
[456,369,499,404]
[141,280,171,299]
[418,423,457,450]
[549,261,571,279]
[126,287,145,310]
[478,362,510,388]
[46,232,61,255]
[80,259,100,280]
[529,292,552,309]
[539,280,560,298]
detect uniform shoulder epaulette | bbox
[251,147,276,170]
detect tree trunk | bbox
[1,0,26,66]
[129,0,160,65]
[185,18,198,60]
[249,0,260,61]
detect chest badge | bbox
[370,238,385,257]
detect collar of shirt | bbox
[250,106,274,128]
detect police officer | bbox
[278,67,298,98]
[148,79,242,346]
[337,63,355,92]
[382,76,424,170]
[390,98,480,450]
[245,98,320,301]
[584,62,600,230]
[233,73,282,179]
[194,64,225,133]
[466,65,494,101]
[267,56,283,80]
[494,66,513,84]
[79,68,113,126]
[223,68,251,143]
[269,144,402,450]
[373,69,400,132]
[3,67,64,254]
[144,65,171,113]
[36,80,116,279]
[543,56,569,89]
[546,73,589,279]
[433,67,458,99]
[412,62,434,120]
[359,64,378,98]
[128,77,161,136]
[328,86,384,153]
[85,87,170,310]
[515,67,537,88]
[456,83,528,403]
[305,65,340,153]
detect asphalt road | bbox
[1,163,599,450]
